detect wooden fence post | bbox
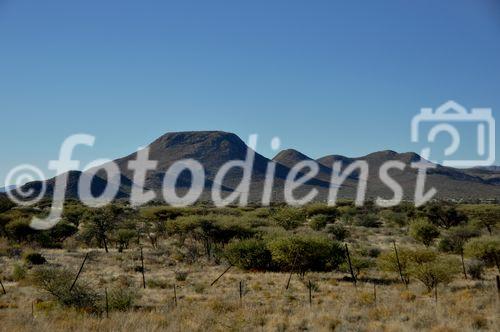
[392,241,407,288]
[70,252,89,291]
[173,284,178,307]
[0,279,6,295]
[140,247,146,289]
[344,243,357,287]
[210,265,233,286]
[105,288,109,318]
[239,280,243,307]
[308,280,312,306]
[496,275,500,297]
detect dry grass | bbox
[1,245,499,332]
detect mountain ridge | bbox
[15,130,499,203]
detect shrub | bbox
[304,204,338,219]
[407,255,460,291]
[267,234,344,274]
[31,265,101,312]
[175,271,189,281]
[353,214,381,228]
[438,225,480,254]
[116,229,136,251]
[409,219,440,246]
[167,215,254,257]
[466,259,485,280]
[377,246,423,285]
[107,287,136,311]
[424,203,467,229]
[271,207,306,230]
[224,238,272,271]
[308,214,329,231]
[340,255,375,279]
[460,204,499,235]
[23,251,47,265]
[378,210,408,227]
[326,224,349,241]
[12,263,27,281]
[464,236,500,272]
[5,219,35,243]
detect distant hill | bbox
[16,131,499,203]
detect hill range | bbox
[9,131,500,203]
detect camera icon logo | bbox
[411,101,495,167]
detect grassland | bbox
[0,201,499,331]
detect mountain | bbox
[315,150,499,200]
[461,166,500,185]
[0,185,16,193]
[16,131,500,203]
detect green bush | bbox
[326,224,349,241]
[267,234,344,274]
[12,263,27,281]
[377,246,436,285]
[464,236,500,272]
[271,207,306,230]
[379,247,458,291]
[304,204,338,219]
[378,210,408,227]
[409,219,440,246]
[115,229,136,251]
[308,214,330,231]
[424,203,467,229]
[438,225,480,254]
[224,238,272,271]
[353,214,381,228]
[407,254,460,291]
[167,215,254,258]
[31,265,101,312]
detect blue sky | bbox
[1,0,499,185]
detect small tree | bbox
[409,219,440,247]
[408,254,460,292]
[461,205,500,235]
[464,236,500,273]
[424,203,467,229]
[377,247,413,284]
[438,225,480,278]
[80,207,120,253]
[267,234,344,274]
[115,229,136,252]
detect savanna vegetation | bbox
[0,196,499,331]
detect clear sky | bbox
[1,0,499,185]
